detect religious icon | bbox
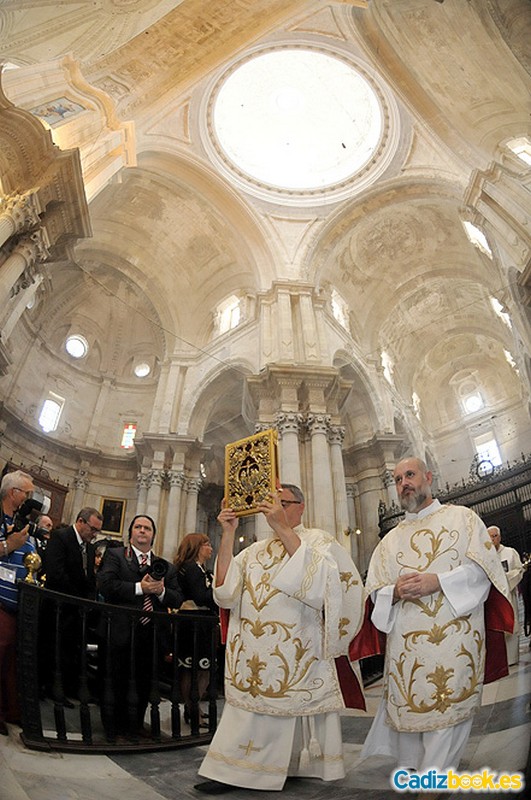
[224,429,279,516]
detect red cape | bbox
[347,585,514,687]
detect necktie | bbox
[80,543,87,573]
[140,553,153,624]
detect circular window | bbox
[206,46,393,203]
[134,362,151,378]
[65,334,88,359]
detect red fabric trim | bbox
[484,585,513,685]
[335,655,366,711]
[348,598,385,662]
[219,607,230,645]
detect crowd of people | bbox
[0,459,526,797]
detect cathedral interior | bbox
[0,1,530,798]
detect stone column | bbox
[163,470,185,559]
[146,469,166,522]
[382,467,398,507]
[275,411,302,486]
[249,422,274,541]
[184,477,202,534]
[0,230,49,310]
[345,482,360,565]
[356,473,383,574]
[136,472,149,515]
[328,425,349,548]
[72,471,89,518]
[307,413,334,531]
[0,191,41,248]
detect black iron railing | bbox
[17,581,220,753]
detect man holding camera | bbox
[0,469,35,734]
[97,514,183,737]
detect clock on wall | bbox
[476,459,494,478]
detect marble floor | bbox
[2,638,529,800]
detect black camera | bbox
[11,490,51,542]
[147,558,169,581]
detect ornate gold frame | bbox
[224,429,278,516]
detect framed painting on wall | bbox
[100,497,126,536]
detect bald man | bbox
[360,457,512,776]
[487,525,523,665]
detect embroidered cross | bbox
[238,740,261,757]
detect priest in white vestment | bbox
[360,457,513,774]
[196,483,365,793]
[487,525,524,665]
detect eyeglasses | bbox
[82,521,102,533]
[13,487,32,497]
[280,500,301,508]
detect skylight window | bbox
[462,392,484,414]
[134,362,151,378]
[212,48,383,193]
[39,392,64,433]
[65,334,88,359]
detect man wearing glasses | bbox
[196,483,365,793]
[0,469,36,735]
[44,507,103,702]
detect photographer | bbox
[97,514,183,737]
[0,469,35,735]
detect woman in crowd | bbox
[174,533,217,726]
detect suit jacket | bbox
[45,525,96,599]
[177,560,216,612]
[96,546,183,646]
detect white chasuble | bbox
[365,503,510,733]
[214,526,365,716]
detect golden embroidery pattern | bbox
[243,571,282,612]
[226,634,320,700]
[408,592,445,618]
[397,526,460,573]
[403,615,472,650]
[389,632,482,715]
[240,616,294,641]
[340,571,360,591]
[293,548,320,601]
[339,617,351,639]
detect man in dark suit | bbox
[97,514,183,736]
[42,507,102,700]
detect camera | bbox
[147,558,169,581]
[11,489,51,542]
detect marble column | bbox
[0,190,41,248]
[146,469,166,522]
[0,230,49,310]
[163,470,185,559]
[382,467,398,507]
[72,471,88,518]
[345,482,359,565]
[184,477,202,534]
[328,424,349,548]
[275,411,302,487]
[307,413,334,532]
[136,472,149,515]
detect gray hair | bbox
[0,469,33,498]
[76,507,103,524]
[281,483,305,504]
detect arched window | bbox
[39,392,64,433]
